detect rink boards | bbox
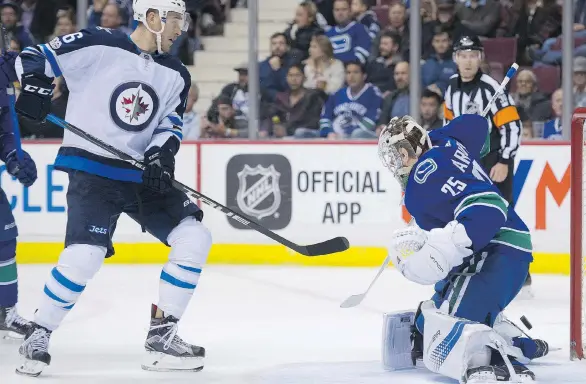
[6,140,572,274]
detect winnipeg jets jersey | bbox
[319,83,382,137]
[15,27,190,182]
[404,114,532,258]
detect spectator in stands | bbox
[454,0,500,38]
[259,32,294,101]
[433,0,468,44]
[319,61,382,139]
[183,83,201,140]
[48,14,76,42]
[421,25,457,96]
[0,2,34,48]
[575,56,586,108]
[530,0,583,66]
[366,31,401,96]
[377,61,410,128]
[284,1,324,64]
[420,89,443,130]
[303,35,345,95]
[201,95,248,138]
[514,0,562,65]
[521,121,534,140]
[325,0,371,64]
[264,64,325,138]
[351,0,380,40]
[8,38,19,52]
[542,88,562,140]
[511,69,552,122]
[207,62,249,121]
[372,3,408,58]
[21,0,57,43]
[314,0,336,27]
[89,1,132,34]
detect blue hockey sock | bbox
[0,239,17,307]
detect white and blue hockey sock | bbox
[158,218,211,319]
[35,245,106,330]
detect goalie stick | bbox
[340,63,520,308]
[45,114,350,257]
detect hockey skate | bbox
[465,362,535,383]
[142,304,205,372]
[15,323,52,377]
[0,306,32,341]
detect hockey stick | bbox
[340,64,520,308]
[45,114,350,256]
[0,23,23,161]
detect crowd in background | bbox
[201,0,584,141]
[1,0,584,141]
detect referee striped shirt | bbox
[443,71,521,164]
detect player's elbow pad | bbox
[458,205,507,253]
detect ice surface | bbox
[1,265,585,383]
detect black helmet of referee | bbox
[453,35,483,53]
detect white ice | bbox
[1,265,586,383]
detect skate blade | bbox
[15,358,48,377]
[141,351,204,372]
[0,330,24,342]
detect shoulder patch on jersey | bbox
[414,158,438,184]
[49,37,61,50]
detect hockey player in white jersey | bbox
[377,115,549,383]
[11,0,211,377]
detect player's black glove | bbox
[15,72,54,121]
[142,146,175,193]
[6,149,37,187]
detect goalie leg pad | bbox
[381,310,416,370]
[421,302,507,382]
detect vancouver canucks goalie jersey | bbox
[404,114,532,259]
[15,27,190,183]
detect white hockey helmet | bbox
[378,116,432,189]
[133,0,189,51]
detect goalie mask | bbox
[377,116,432,190]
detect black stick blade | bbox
[298,237,350,256]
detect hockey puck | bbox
[520,315,533,330]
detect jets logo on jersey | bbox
[414,158,438,184]
[109,81,159,132]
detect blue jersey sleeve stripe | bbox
[40,44,62,77]
[18,49,50,75]
[153,128,183,140]
[167,115,183,127]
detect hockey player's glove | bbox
[142,146,174,193]
[15,73,54,121]
[0,51,18,88]
[390,221,473,285]
[5,149,37,187]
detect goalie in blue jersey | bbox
[378,114,549,383]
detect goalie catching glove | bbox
[390,221,473,285]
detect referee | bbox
[443,36,521,204]
[443,36,531,293]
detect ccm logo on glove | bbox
[23,84,53,96]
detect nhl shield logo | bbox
[236,165,282,220]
